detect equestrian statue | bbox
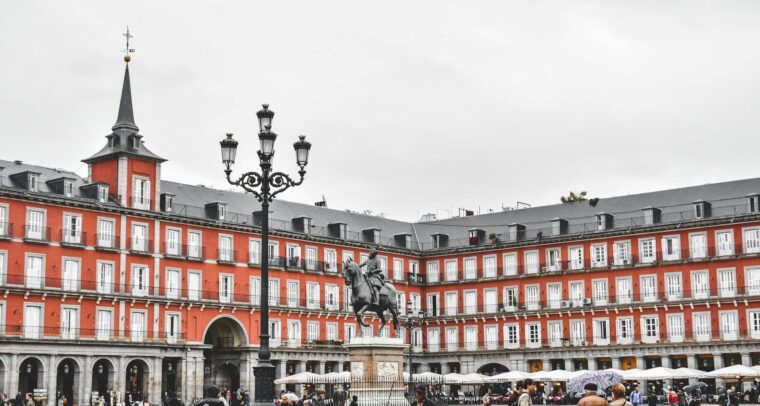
[343,248,401,337]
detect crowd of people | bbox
[0,392,38,406]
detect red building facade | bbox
[0,61,759,405]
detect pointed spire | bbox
[112,64,139,132]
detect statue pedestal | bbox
[346,337,408,406]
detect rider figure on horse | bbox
[359,247,384,305]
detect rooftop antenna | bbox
[122,26,136,62]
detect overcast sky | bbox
[1,1,760,222]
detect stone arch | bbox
[91,358,117,399]
[56,357,82,406]
[125,359,151,403]
[18,356,45,394]
[476,362,509,376]
[0,356,6,397]
[202,315,249,348]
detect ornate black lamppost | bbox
[404,299,426,395]
[220,104,311,404]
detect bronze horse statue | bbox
[343,260,401,337]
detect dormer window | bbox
[363,228,381,244]
[28,174,39,192]
[64,180,74,197]
[165,195,173,212]
[132,136,141,149]
[748,194,760,213]
[328,222,348,239]
[595,213,613,231]
[431,233,449,249]
[205,202,227,221]
[218,204,226,220]
[98,186,109,203]
[693,200,711,219]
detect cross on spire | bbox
[122,27,135,62]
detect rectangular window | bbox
[503,253,517,275]
[307,321,320,342]
[428,329,440,352]
[463,258,477,279]
[219,235,233,261]
[62,214,82,244]
[96,309,112,340]
[25,255,44,289]
[504,324,518,349]
[188,231,202,258]
[662,236,681,261]
[694,313,711,341]
[187,272,201,301]
[166,313,180,343]
[748,311,760,339]
[547,284,561,309]
[503,287,517,310]
[570,320,585,345]
[24,305,42,338]
[717,231,734,256]
[287,320,301,348]
[569,246,584,270]
[616,317,633,344]
[666,273,682,300]
[250,277,261,305]
[166,269,180,299]
[265,319,280,348]
[305,247,317,270]
[132,224,148,252]
[744,228,760,254]
[29,174,38,192]
[426,261,439,283]
[641,275,657,302]
[445,291,458,316]
[691,271,709,299]
[97,219,115,248]
[593,319,610,345]
[132,177,151,210]
[325,285,339,310]
[591,244,607,267]
[747,268,760,295]
[0,252,7,285]
[718,269,736,297]
[166,228,181,256]
[61,307,78,339]
[548,322,562,347]
[690,234,707,259]
[219,275,232,303]
[131,265,149,296]
[642,316,659,343]
[483,289,497,313]
[130,311,146,342]
[525,285,540,310]
[465,325,478,350]
[344,323,356,344]
[270,242,280,265]
[287,281,299,308]
[26,209,45,240]
[445,260,458,281]
[569,281,584,306]
[246,239,261,264]
[306,283,320,309]
[483,256,497,277]
[393,258,403,281]
[96,261,113,293]
[612,242,630,266]
[427,293,439,316]
[446,327,458,352]
[616,277,632,304]
[546,249,561,271]
[326,323,338,341]
[525,251,539,274]
[324,249,337,272]
[639,238,656,263]
[592,279,608,305]
[0,205,7,236]
[464,290,477,314]
[720,312,738,340]
[62,258,79,291]
[287,244,301,266]
[667,314,684,343]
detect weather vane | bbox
[122,27,135,62]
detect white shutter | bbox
[131,312,145,342]
[26,256,42,289]
[250,277,261,305]
[25,305,41,338]
[63,259,78,291]
[188,272,200,300]
[96,310,111,340]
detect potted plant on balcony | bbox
[489,233,501,244]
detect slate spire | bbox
[112,63,139,132]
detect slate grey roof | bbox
[82,64,165,164]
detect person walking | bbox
[519,379,537,406]
[630,388,641,406]
[578,384,608,406]
[24,394,34,406]
[414,385,436,406]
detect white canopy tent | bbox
[274,371,319,384]
[531,370,574,382]
[484,371,531,383]
[443,373,487,384]
[705,365,760,379]
[624,367,676,380]
[671,368,706,379]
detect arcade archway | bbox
[92,359,116,398]
[18,357,44,394]
[203,317,248,392]
[56,358,81,406]
[125,359,150,404]
[477,363,509,376]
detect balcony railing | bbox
[131,196,151,210]
[60,229,86,245]
[129,238,154,254]
[163,242,185,257]
[217,249,237,263]
[0,324,185,343]
[0,222,13,239]
[95,234,119,250]
[23,225,50,242]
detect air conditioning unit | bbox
[561,300,571,308]
[583,298,593,306]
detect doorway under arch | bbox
[213,362,240,393]
[125,359,150,404]
[477,363,509,376]
[18,357,45,394]
[203,317,248,392]
[56,358,81,406]
[92,359,116,398]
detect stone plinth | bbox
[346,336,407,406]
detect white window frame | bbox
[249,238,262,265]
[661,235,681,261]
[463,257,477,280]
[640,274,658,303]
[483,288,498,313]
[287,280,300,308]
[132,175,151,210]
[25,253,45,289]
[503,253,518,276]
[641,315,660,343]
[445,326,458,352]
[60,306,79,340]
[545,248,561,272]
[639,238,656,264]
[483,255,497,277]
[525,284,540,310]
[130,310,147,342]
[445,260,458,281]
[719,310,739,341]
[24,303,43,339]
[715,230,735,257]
[131,264,149,296]
[689,232,707,259]
[693,312,711,342]
[97,217,116,248]
[616,316,633,344]
[690,270,709,299]
[616,276,633,304]
[717,268,737,298]
[165,312,180,344]
[592,279,608,306]
[219,274,233,304]
[747,309,760,339]
[463,289,477,314]
[547,283,562,309]
[165,268,181,299]
[426,261,440,283]
[666,313,684,343]
[131,222,149,252]
[612,240,631,266]
[427,328,440,352]
[445,291,458,316]
[165,227,182,256]
[743,226,760,254]
[464,325,478,351]
[187,230,203,259]
[187,270,201,301]
[25,207,46,240]
[504,323,519,349]
[568,246,584,270]
[592,317,610,346]
[218,234,234,262]
[524,250,539,274]
[591,244,607,268]
[393,258,404,281]
[95,308,113,341]
[62,212,83,244]
[324,248,337,272]
[62,257,80,291]
[665,272,683,301]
